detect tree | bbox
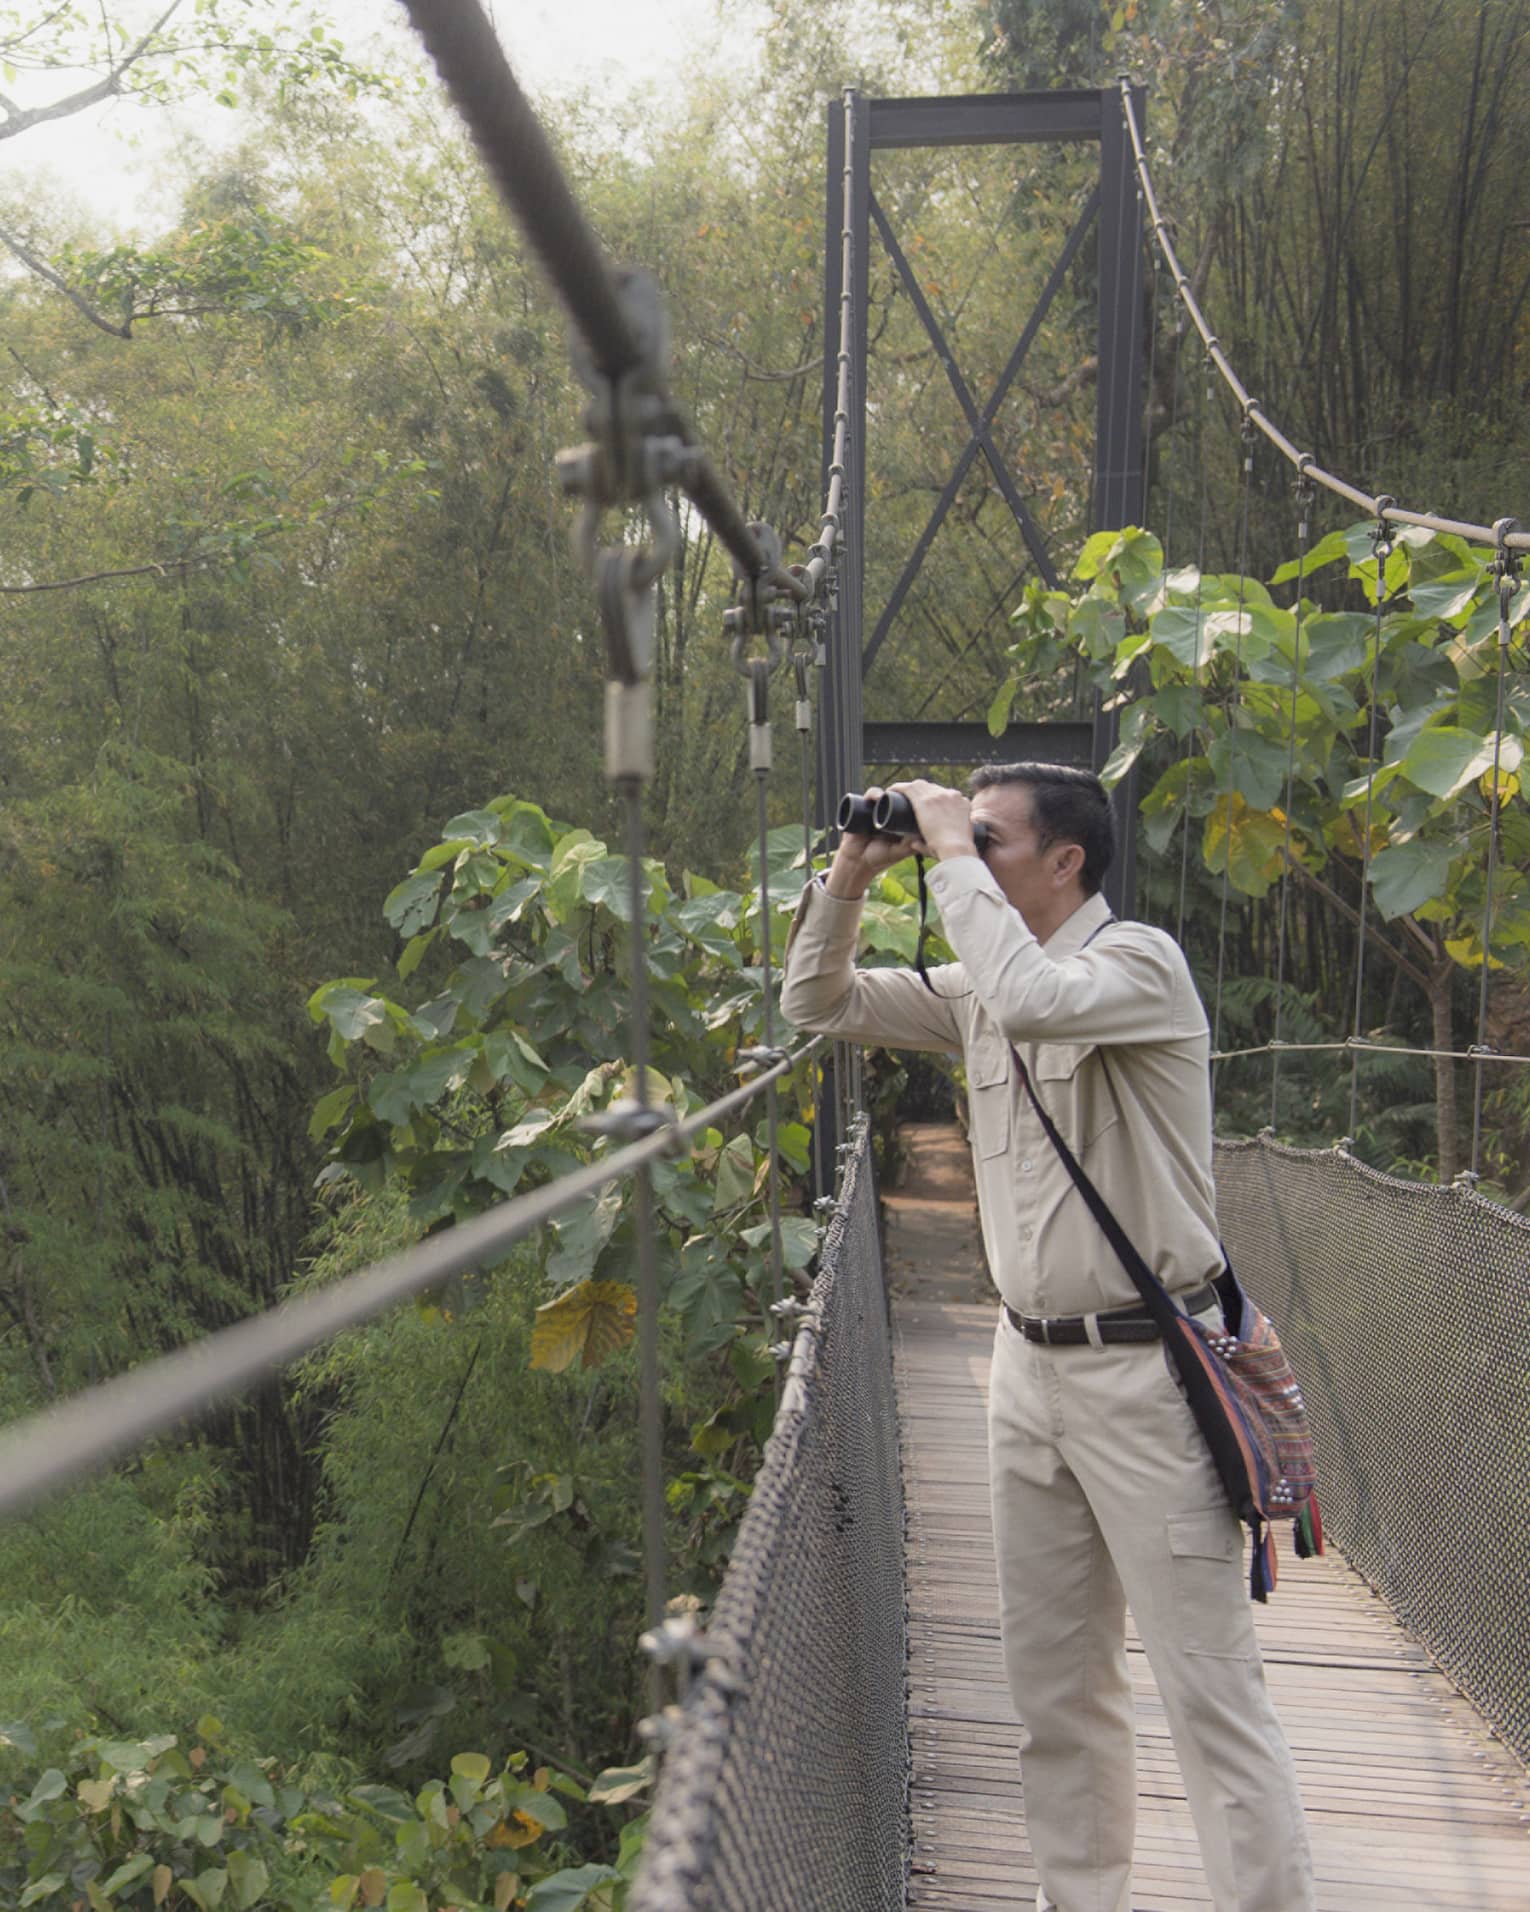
[990,520,1530,1180]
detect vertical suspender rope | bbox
[1469,519,1521,1177]
[610,689,670,1716]
[1347,502,1396,1144]
[747,662,788,1324]
[1177,353,1213,950]
[1271,466,1315,1128]
[794,644,816,876]
[1210,412,1257,1084]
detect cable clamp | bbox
[736,1046,790,1081]
[635,1706,684,1751]
[1492,517,1522,624]
[1466,1042,1501,1059]
[578,1100,675,1144]
[1333,1135,1354,1155]
[770,1297,818,1325]
[1451,1168,1481,1190]
[767,1338,795,1362]
[639,1612,708,1670]
[811,1194,838,1215]
[723,521,796,670]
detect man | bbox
[779,763,1314,1912]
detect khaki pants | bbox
[988,1307,1316,1912]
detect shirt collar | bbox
[1041,889,1115,960]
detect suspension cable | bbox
[1211,414,1256,1079]
[1348,506,1396,1140]
[0,1037,822,1524]
[743,661,787,1325]
[1271,468,1316,1126]
[1116,77,1530,557]
[1175,355,1212,948]
[1469,519,1522,1176]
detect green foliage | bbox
[996,522,1529,964]
[0,1729,645,1912]
[308,797,823,1365]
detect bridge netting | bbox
[631,1124,908,1912]
[1216,1135,1530,1770]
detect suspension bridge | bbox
[2,3,1528,1907]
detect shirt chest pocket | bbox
[1034,1041,1118,1150]
[966,1033,1011,1160]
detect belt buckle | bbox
[1036,1316,1053,1346]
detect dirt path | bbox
[881,1121,995,1306]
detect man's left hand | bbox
[892,780,977,861]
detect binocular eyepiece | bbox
[837,791,989,853]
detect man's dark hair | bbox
[966,761,1116,896]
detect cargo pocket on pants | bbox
[1166,1508,1251,1660]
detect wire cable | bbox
[0,1038,821,1522]
[1116,78,1530,557]
[1270,472,1315,1126]
[1348,511,1394,1139]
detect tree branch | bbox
[1282,851,1433,994]
[0,557,197,594]
[0,0,183,142]
[0,223,130,338]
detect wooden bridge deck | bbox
[885,1125,1530,1912]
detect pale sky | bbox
[9,0,739,235]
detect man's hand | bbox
[823,779,977,899]
[893,779,978,862]
[824,786,908,898]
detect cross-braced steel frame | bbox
[816,87,1147,912]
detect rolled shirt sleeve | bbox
[779,878,963,1054]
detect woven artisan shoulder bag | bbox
[1011,1043,1322,1601]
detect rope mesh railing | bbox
[1216,1134,1530,1767]
[629,1124,908,1911]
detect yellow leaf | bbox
[1480,767,1520,803]
[360,1866,388,1906]
[488,1810,543,1849]
[530,1280,638,1373]
[1444,934,1505,971]
[78,1778,115,1812]
[330,1879,360,1909]
[531,1767,550,1792]
[450,1752,491,1784]
[152,1867,173,1908]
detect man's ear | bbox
[1052,840,1085,887]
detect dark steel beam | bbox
[1093,83,1147,532]
[861,187,1100,676]
[869,193,1059,587]
[867,91,1104,149]
[863,720,1095,767]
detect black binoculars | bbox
[837,790,989,853]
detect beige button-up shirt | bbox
[780,857,1224,1318]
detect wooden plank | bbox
[886,1122,1530,1912]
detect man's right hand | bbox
[824,787,915,899]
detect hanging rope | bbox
[1347,502,1396,1142]
[741,657,788,1325]
[1469,519,1522,1177]
[1176,353,1213,948]
[1270,465,1316,1127]
[1210,412,1257,1082]
[1116,77,1530,560]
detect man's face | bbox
[968,782,1074,931]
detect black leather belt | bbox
[1005,1279,1219,1347]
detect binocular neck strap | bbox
[914,854,937,994]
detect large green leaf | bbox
[383,870,445,936]
[1207,726,1291,811]
[523,1865,624,1912]
[1368,840,1456,920]
[712,1133,756,1214]
[1397,726,1511,801]
[546,1185,624,1289]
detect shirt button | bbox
[1020,1158,1034,1172]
